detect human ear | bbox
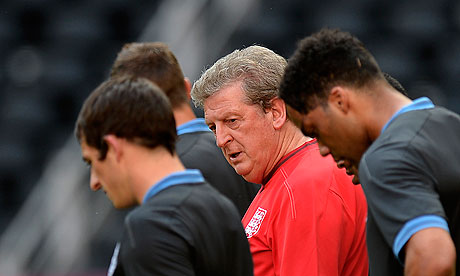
[270,97,287,130]
[104,135,123,162]
[184,78,192,99]
[328,86,350,114]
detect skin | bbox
[81,136,136,208]
[295,80,456,275]
[204,81,307,184]
[297,88,373,171]
[288,104,361,183]
[404,228,456,276]
[172,78,198,126]
[80,134,185,208]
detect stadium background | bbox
[0,0,459,274]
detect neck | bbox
[265,121,311,178]
[357,82,412,142]
[124,144,185,204]
[281,122,312,153]
[174,102,197,127]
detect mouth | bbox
[345,166,355,175]
[229,152,241,160]
[227,151,243,163]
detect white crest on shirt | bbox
[245,207,267,238]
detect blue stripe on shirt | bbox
[142,169,204,204]
[381,97,435,134]
[177,118,211,135]
[393,215,449,263]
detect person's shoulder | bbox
[124,185,208,231]
[187,181,235,206]
[272,149,338,196]
[177,132,245,185]
[152,181,229,208]
[123,203,166,225]
[292,146,336,178]
[432,105,460,118]
[160,182,243,229]
[178,130,215,143]
[177,131,223,160]
[386,106,460,139]
[120,205,171,244]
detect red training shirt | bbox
[242,140,368,276]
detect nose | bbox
[90,169,102,191]
[215,125,232,148]
[318,141,331,157]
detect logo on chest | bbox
[245,207,267,238]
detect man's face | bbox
[80,138,136,208]
[204,82,280,184]
[290,101,369,183]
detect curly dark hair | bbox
[279,28,383,113]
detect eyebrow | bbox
[207,108,239,120]
[82,157,91,165]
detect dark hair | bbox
[383,72,408,97]
[75,76,177,160]
[110,42,187,109]
[280,28,383,113]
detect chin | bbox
[112,200,136,209]
[241,173,263,184]
[235,166,263,184]
[351,175,360,185]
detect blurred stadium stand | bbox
[0,0,459,274]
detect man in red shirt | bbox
[191,45,368,275]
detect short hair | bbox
[75,76,177,160]
[279,28,384,114]
[110,42,188,109]
[191,45,287,110]
[383,72,409,97]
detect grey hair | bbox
[191,45,287,110]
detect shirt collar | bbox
[176,118,211,135]
[262,139,317,185]
[142,169,204,204]
[381,97,435,134]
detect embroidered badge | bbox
[245,207,267,238]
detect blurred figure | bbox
[280,28,459,276]
[110,42,259,217]
[191,46,368,276]
[75,76,253,275]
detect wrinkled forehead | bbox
[203,82,247,108]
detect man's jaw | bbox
[351,174,360,184]
[336,159,361,184]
